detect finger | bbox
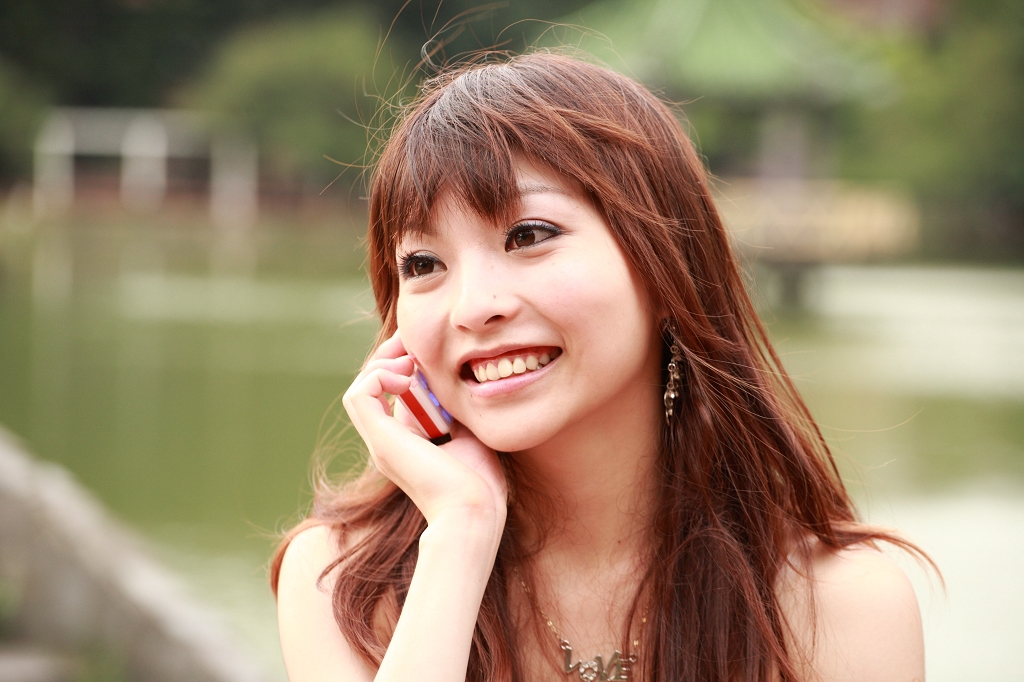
[352,402,436,484]
[350,356,414,419]
[355,366,413,399]
[344,369,413,434]
[360,355,414,380]
[348,399,505,522]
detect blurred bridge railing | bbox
[715,177,920,307]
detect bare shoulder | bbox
[277,524,376,682]
[777,541,924,682]
[278,524,341,592]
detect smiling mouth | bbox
[465,347,562,384]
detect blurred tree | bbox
[553,0,890,179]
[0,0,594,186]
[0,0,344,107]
[0,0,595,109]
[365,0,596,59]
[840,0,1024,259]
[0,58,49,179]
[185,7,405,188]
[183,1,598,189]
[0,0,345,186]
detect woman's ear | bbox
[641,289,667,323]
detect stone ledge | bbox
[0,426,266,682]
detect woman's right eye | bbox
[399,254,445,279]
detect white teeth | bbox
[472,350,559,383]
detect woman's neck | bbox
[511,378,662,571]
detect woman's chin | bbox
[466,421,554,454]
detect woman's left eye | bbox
[505,222,560,252]
[398,253,445,279]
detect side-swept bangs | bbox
[366,53,712,338]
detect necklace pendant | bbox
[560,640,635,681]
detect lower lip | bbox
[465,355,559,398]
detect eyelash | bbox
[397,221,561,280]
[504,221,561,251]
[397,252,441,280]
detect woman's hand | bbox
[281,332,509,682]
[342,331,508,533]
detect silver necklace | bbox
[512,567,644,682]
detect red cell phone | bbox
[397,367,452,445]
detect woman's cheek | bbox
[396,296,449,382]
[535,260,594,316]
[395,298,430,360]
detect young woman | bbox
[273,53,926,682]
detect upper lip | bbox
[455,343,560,370]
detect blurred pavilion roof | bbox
[567,0,890,105]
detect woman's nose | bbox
[447,261,519,332]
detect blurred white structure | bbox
[208,134,261,273]
[32,116,75,218]
[210,135,259,234]
[121,114,169,214]
[32,108,258,231]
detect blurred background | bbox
[0,0,1021,680]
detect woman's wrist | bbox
[421,506,506,558]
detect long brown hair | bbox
[272,52,920,681]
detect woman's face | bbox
[395,160,663,452]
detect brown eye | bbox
[505,223,560,252]
[411,258,435,276]
[399,254,445,279]
[512,229,536,248]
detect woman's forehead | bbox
[394,160,586,250]
[513,158,583,199]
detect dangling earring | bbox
[664,336,683,425]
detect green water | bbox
[1,222,374,539]
[0,221,377,676]
[2,222,1023,680]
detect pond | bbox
[1,221,1022,681]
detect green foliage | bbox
[0,0,341,107]
[0,0,595,184]
[371,0,596,58]
[839,0,1024,257]
[682,102,763,176]
[0,0,594,110]
[0,57,49,178]
[844,23,1023,199]
[186,8,409,185]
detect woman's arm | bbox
[277,332,508,682]
[779,544,925,682]
[277,515,502,682]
